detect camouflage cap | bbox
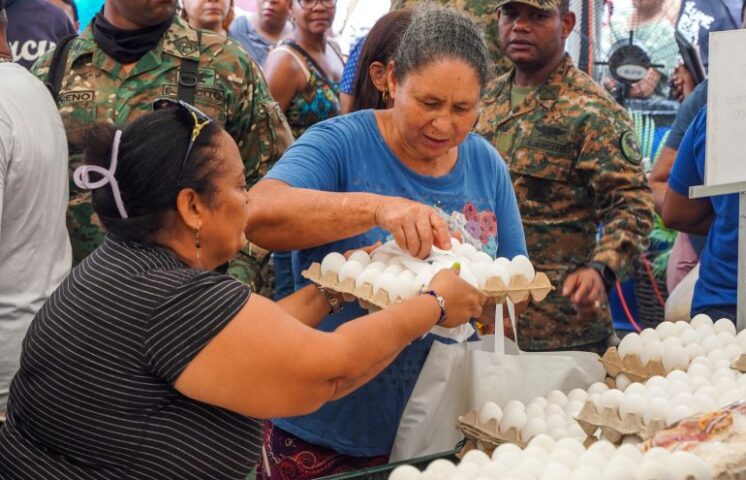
[495,0,561,10]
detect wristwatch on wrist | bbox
[317,285,343,315]
[588,262,616,293]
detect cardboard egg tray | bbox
[301,262,554,309]
[456,409,527,454]
[574,400,666,445]
[600,347,668,383]
[731,354,746,373]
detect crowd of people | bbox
[0,0,740,478]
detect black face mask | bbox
[92,10,173,64]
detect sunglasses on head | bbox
[152,98,213,177]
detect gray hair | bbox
[393,5,492,92]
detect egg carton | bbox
[301,262,554,309]
[575,400,665,445]
[600,346,668,383]
[456,409,528,453]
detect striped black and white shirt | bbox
[0,235,261,479]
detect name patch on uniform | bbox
[620,130,642,164]
[524,137,576,158]
[60,90,95,103]
[162,85,225,105]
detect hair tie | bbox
[73,129,129,219]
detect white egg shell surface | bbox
[714,318,737,336]
[355,269,379,289]
[478,401,503,424]
[618,333,642,358]
[320,252,347,277]
[338,261,364,282]
[509,255,535,283]
[347,250,371,267]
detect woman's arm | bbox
[263,48,306,112]
[246,180,452,257]
[661,187,714,236]
[174,268,486,419]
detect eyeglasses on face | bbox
[298,0,336,9]
[152,98,213,178]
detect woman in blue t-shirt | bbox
[248,6,528,478]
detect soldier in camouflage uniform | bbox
[390,0,512,76]
[32,0,292,293]
[475,0,654,352]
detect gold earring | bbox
[382,90,390,104]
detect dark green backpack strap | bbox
[45,33,78,101]
[178,30,201,106]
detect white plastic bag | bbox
[390,304,606,461]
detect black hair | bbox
[393,5,492,94]
[350,9,413,112]
[83,108,223,244]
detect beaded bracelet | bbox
[317,285,343,314]
[422,290,447,325]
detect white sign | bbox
[706,30,746,187]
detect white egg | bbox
[625,382,646,396]
[690,355,713,367]
[509,255,535,282]
[494,256,512,270]
[589,394,602,411]
[547,448,576,469]
[588,382,610,395]
[641,340,664,366]
[666,405,694,426]
[452,243,478,260]
[386,277,412,302]
[645,447,673,465]
[599,389,625,411]
[587,440,616,458]
[383,264,404,276]
[469,262,489,288]
[320,252,347,277]
[365,261,387,273]
[606,457,638,476]
[708,349,729,364]
[694,394,717,413]
[545,414,566,431]
[461,449,491,466]
[666,370,689,383]
[696,385,719,399]
[662,336,684,350]
[425,459,456,476]
[619,393,646,417]
[718,388,743,406]
[478,401,503,424]
[526,403,545,418]
[548,427,568,440]
[571,466,601,480]
[355,269,379,289]
[655,322,679,340]
[618,333,642,358]
[696,325,716,340]
[528,433,555,452]
[372,273,397,295]
[504,400,526,414]
[643,397,669,424]
[712,367,737,382]
[738,375,746,387]
[639,328,660,344]
[478,462,504,479]
[673,320,692,333]
[500,409,528,433]
[718,331,738,347]
[690,314,713,329]
[669,451,713,480]
[471,251,493,264]
[701,334,724,353]
[555,437,586,456]
[678,328,700,346]
[370,251,393,264]
[485,262,511,286]
[645,386,669,401]
[577,451,607,470]
[565,401,585,417]
[685,343,707,362]
[713,359,732,370]
[492,442,522,462]
[347,250,371,267]
[458,262,480,288]
[529,396,549,409]
[541,464,572,480]
[615,373,632,391]
[413,268,435,291]
[670,392,695,407]
[603,465,631,480]
[544,404,566,417]
[338,260,364,282]
[516,457,544,478]
[737,330,746,351]
[646,376,669,390]
[568,422,586,439]
[635,461,674,480]
[714,318,737,336]
[567,388,588,404]
[662,345,689,372]
[688,376,710,392]
[546,390,568,408]
[453,462,480,478]
[389,465,420,480]
[615,444,644,463]
[725,343,743,360]
[520,418,548,442]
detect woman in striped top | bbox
[0,101,486,479]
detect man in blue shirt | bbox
[662,107,739,321]
[5,0,75,69]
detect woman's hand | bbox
[426,267,487,328]
[374,196,452,258]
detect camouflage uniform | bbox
[475,54,654,351]
[390,0,512,76]
[32,16,292,291]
